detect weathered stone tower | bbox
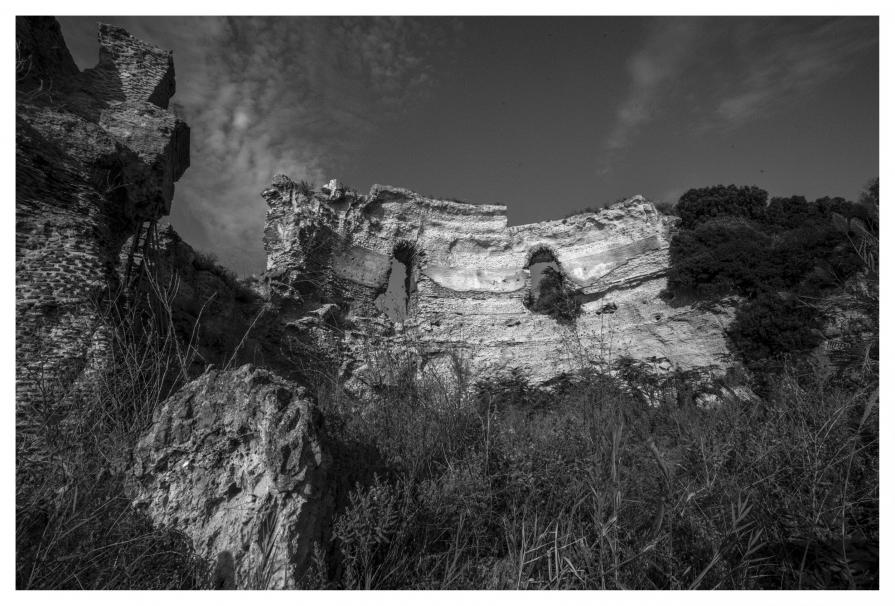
[15,18,190,416]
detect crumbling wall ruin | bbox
[15,17,189,414]
[15,19,337,588]
[263,177,736,386]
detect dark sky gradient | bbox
[58,16,879,276]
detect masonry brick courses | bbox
[15,17,189,416]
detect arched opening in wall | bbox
[523,246,582,325]
[375,240,418,322]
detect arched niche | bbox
[522,245,581,324]
[375,240,418,321]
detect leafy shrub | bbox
[474,367,537,414]
[523,266,582,325]
[667,219,774,297]
[763,195,822,229]
[676,184,768,229]
[666,182,874,370]
[728,293,825,363]
[774,225,863,294]
[764,194,874,235]
[668,213,861,301]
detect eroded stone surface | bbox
[263,177,735,385]
[15,17,189,411]
[132,365,331,589]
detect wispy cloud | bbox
[176,17,461,274]
[601,17,877,172]
[707,18,878,129]
[77,16,460,275]
[603,19,703,154]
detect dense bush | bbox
[668,218,862,301]
[728,293,825,363]
[665,181,874,370]
[763,195,823,229]
[676,185,768,229]
[667,219,774,297]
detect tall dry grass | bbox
[302,341,878,589]
[16,270,210,589]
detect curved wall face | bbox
[263,177,735,384]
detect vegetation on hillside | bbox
[300,348,878,589]
[664,180,878,380]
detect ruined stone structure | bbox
[263,177,736,385]
[15,18,737,587]
[15,20,335,588]
[15,18,190,411]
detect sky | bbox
[57,16,879,276]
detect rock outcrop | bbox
[132,365,331,589]
[15,17,190,413]
[263,177,735,386]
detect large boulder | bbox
[131,365,331,589]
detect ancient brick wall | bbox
[15,17,190,417]
[91,23,177,109]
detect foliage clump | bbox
[523,266,581,325]
[728,293,825,362]
[665,180,878,374]
[676,184,769,229]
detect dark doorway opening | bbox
[375,241,417,322]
